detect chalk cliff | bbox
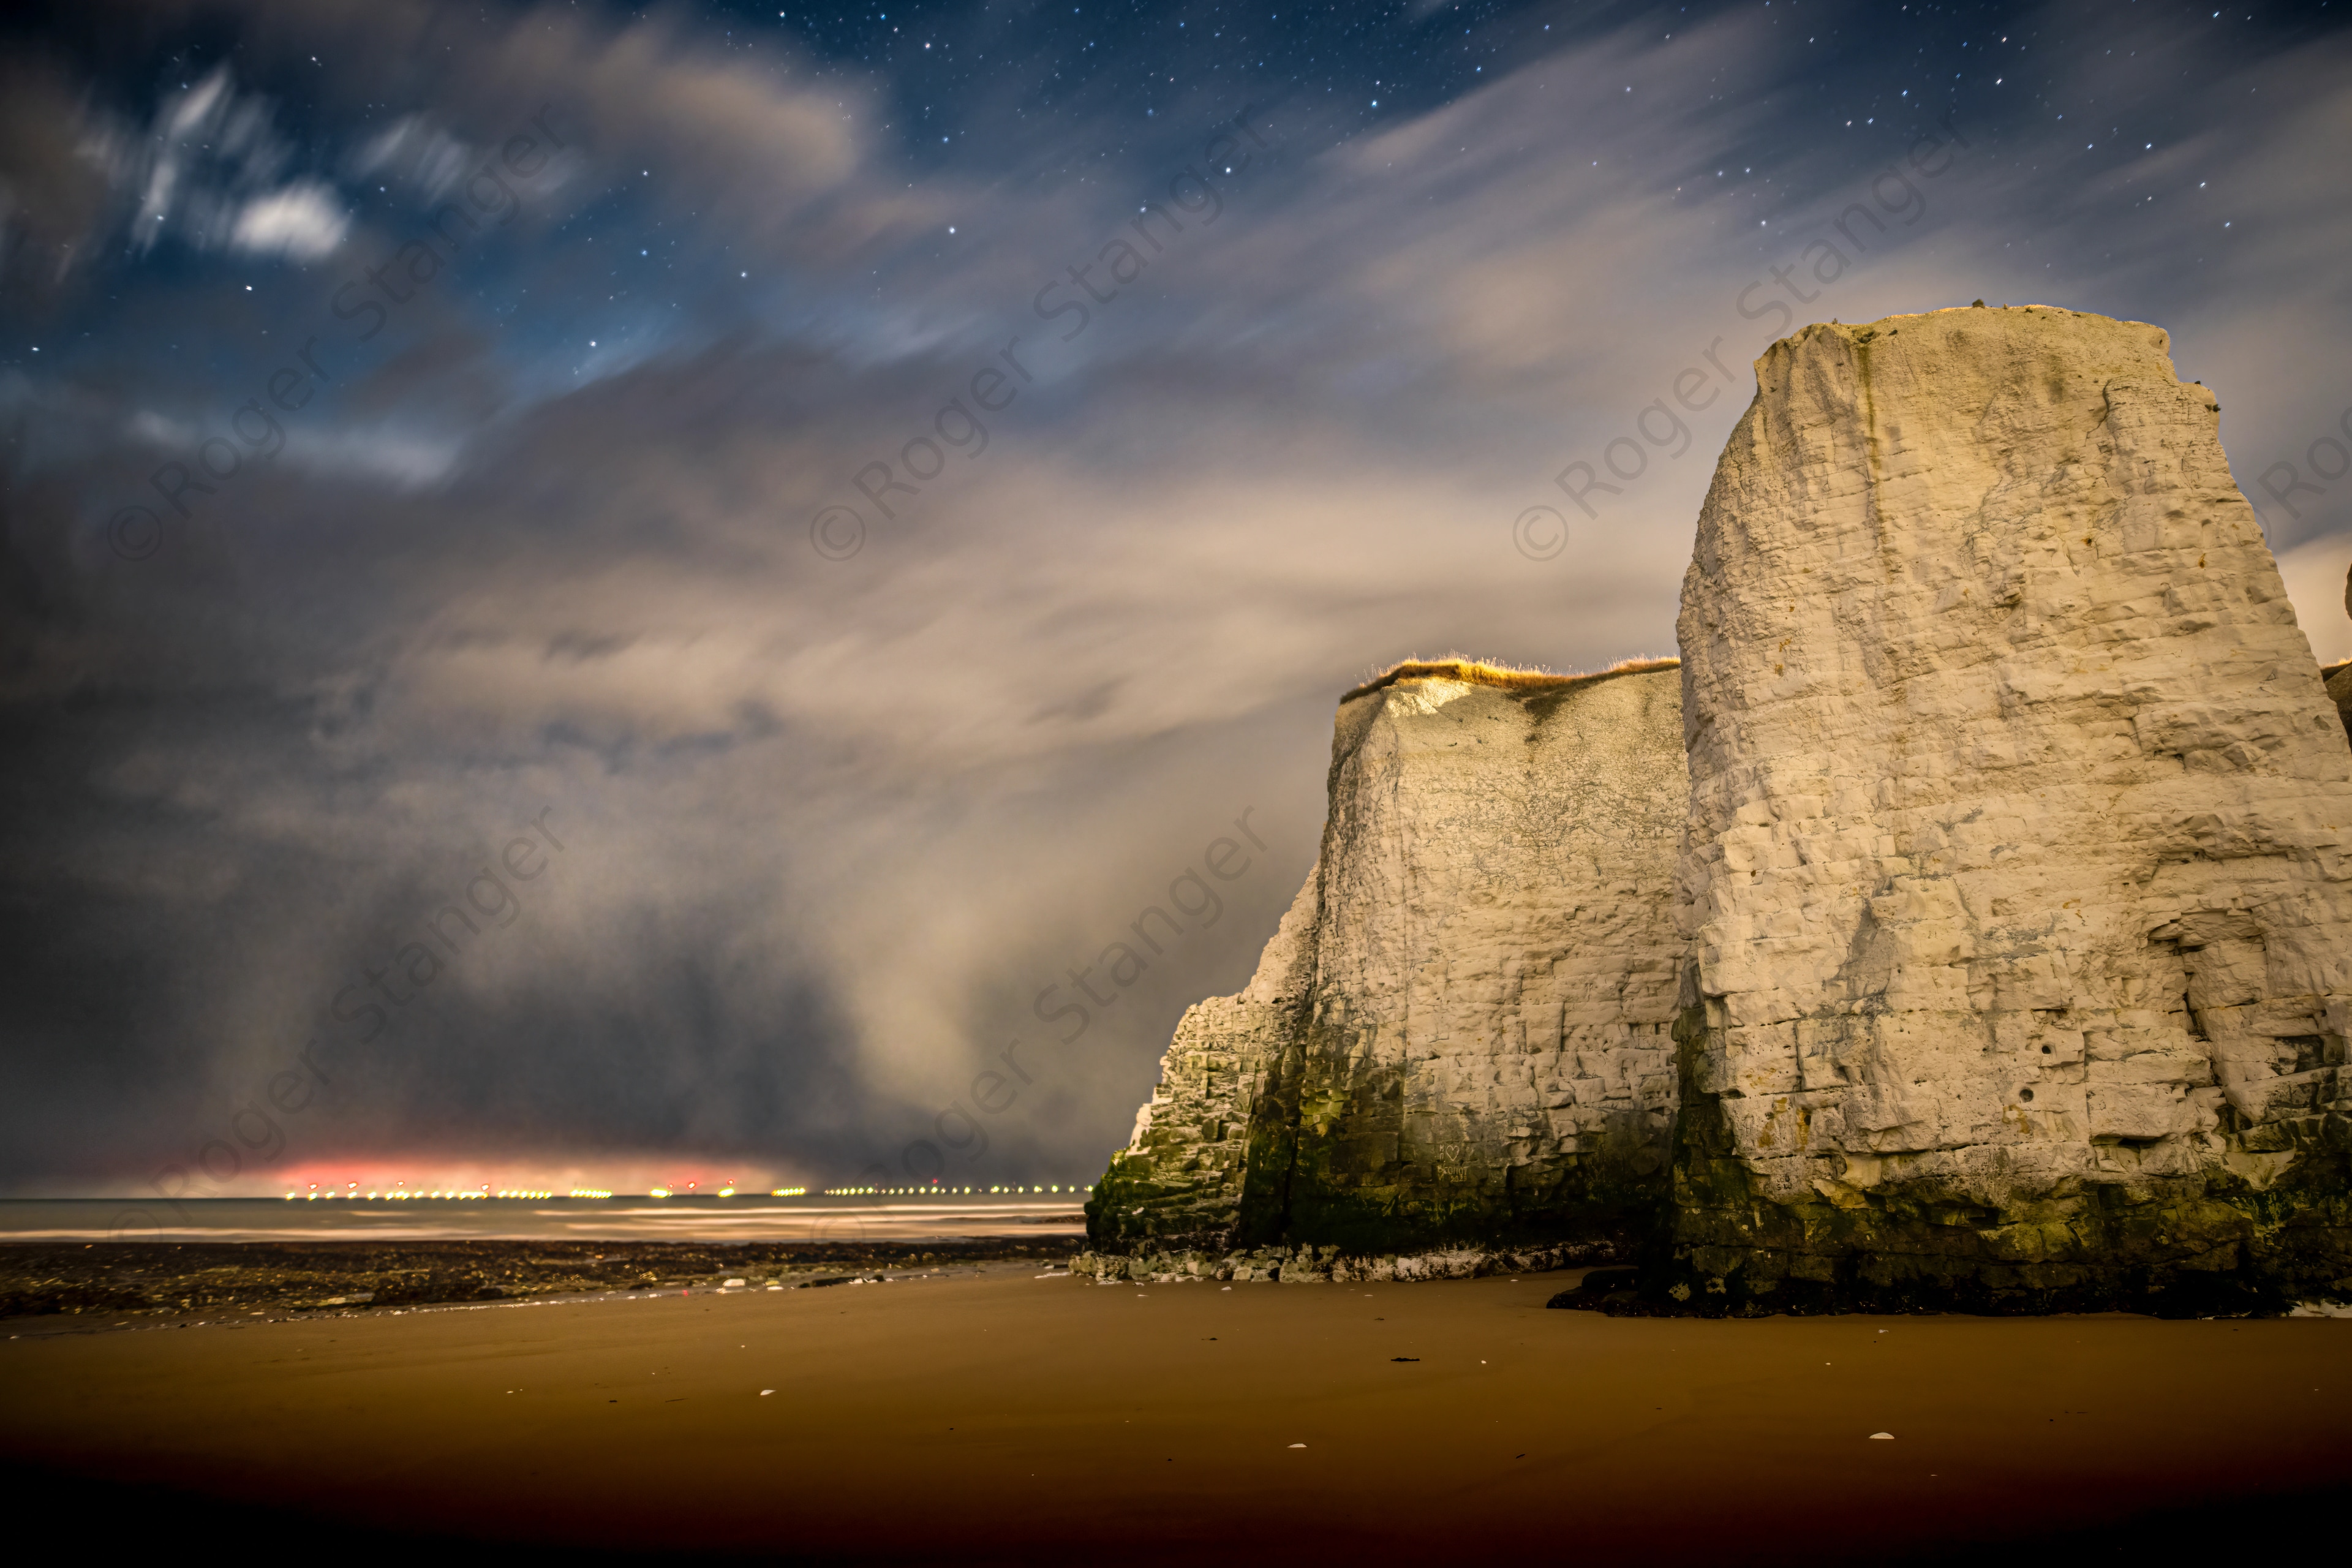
[1090,304,2352,1311]
[1668,305,2352,1311]
[1087,659,1690,1256]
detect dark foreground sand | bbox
[3,1265,2347,1564]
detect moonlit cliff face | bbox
[1667,306,2352,1310]
[1091,660,1690,1254]
[1092,308,2352,1312]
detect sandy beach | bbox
[4,1265,2347,1562]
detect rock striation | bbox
[1087,658,1690,1256]
[1090,305,2352,1312]
[1668,305,2352,1311]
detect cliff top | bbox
[1340,655,1679,706]
[1777,301,2171,357]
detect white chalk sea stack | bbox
[1089,659,1689,1254]
[1667,305,2352,1310]
[1091,305,2352,1312]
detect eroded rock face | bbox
[1670,305,2352,1311]
[1088,662,1689,1254]
[1085,862,1321,1249]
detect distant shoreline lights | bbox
[273,1181,1093,1200]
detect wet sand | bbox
[3,1267,2347,1563]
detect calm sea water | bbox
[0,1196,1087,1244]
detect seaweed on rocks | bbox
[0,1237,1071,1322]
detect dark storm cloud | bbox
[1,0,2349,1194]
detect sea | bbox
[0,1193,1087,1245]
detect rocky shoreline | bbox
[0,1237,1073,1321]
[1069,1240,1611,1284]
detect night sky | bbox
[2,0,2349,1199]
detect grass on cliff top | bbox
[1341,655,1679,704]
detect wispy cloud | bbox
[227,179,350,259]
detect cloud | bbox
[277,426,464,488]
[74,64,307,258]
[2276,532,2352,669]
[227,179,350,259]
[8,0,882,306]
